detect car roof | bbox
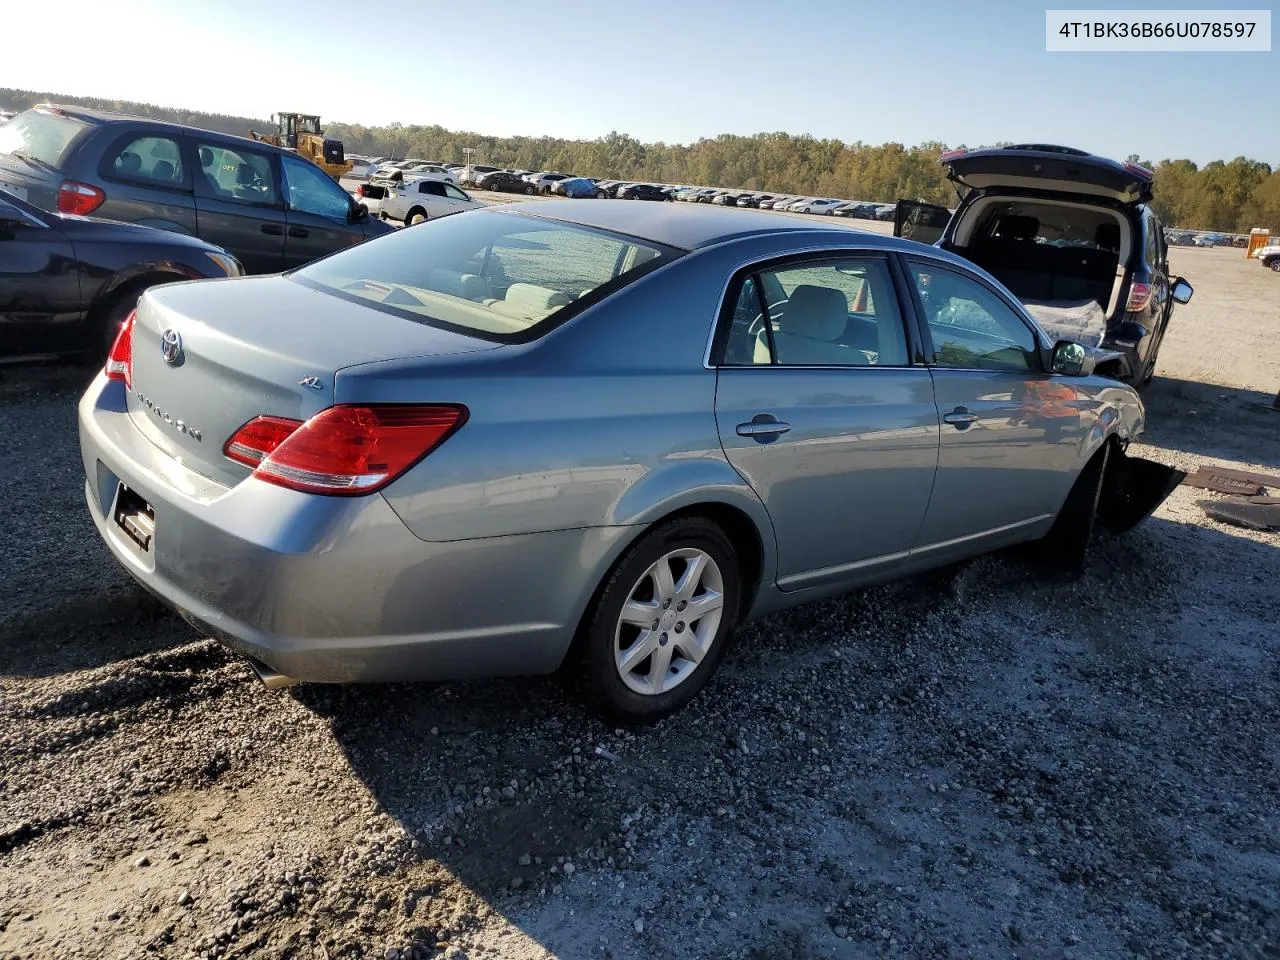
[490,200,960,256]
[34,103,280,150]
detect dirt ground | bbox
[0,240,1277,960]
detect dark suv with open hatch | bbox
[895,145,1193,388]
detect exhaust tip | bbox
[246,656,298,690]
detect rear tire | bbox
[1033,442,1110,574]
[1270,259,1280,272]
[94,288,148,362]
[578,517,741,725]
[524,185,535,195]
[407,208,427,226]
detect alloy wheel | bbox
[614,548,724,696]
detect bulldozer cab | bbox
[276,113,322,149]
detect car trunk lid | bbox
[943,145,1154,204]
[126,275,500,486]
[0,154,61,211]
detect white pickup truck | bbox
[379,177,482,225]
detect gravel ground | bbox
[1,246,1278,960]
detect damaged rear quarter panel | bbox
[1066,377,1182,531]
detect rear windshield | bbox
[0,109,92,168]
[290,210,680,342]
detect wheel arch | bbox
[87,268,193,332]
[558,496,774,671]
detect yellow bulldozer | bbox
[249,113,352,179]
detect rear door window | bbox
[195,142,279,207]
[105,135,187,187]
[722,258,908,367]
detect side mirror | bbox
[1051,340,1095,377]
[349,201,368,223]
[1171,277,1193,304]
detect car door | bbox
[96,130,199,235]
[894,200,953,245]
[281,153,364,269]
[190,138,286,274]
[415,179,452,218]
[0,194,83,358]
[903,257,1082,563]
[442,182,475,213]
[713,254,940,591]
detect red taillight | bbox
[1123,161,1154,181]
[104,310,135,388]
[57,179,106,216]
[223,416,304,467]
[224,405,467,496]
[1125,282,1152,312]
[356,184,367,197]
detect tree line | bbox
[3,88,1277,233]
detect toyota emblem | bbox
[160,328,183,365]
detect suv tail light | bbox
[104,310,136,388]
[57,180,107,216]
[223,405,467,496]
[1125,282,1152,312]
[1122,161,1155,181]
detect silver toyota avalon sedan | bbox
[78,202,1181,722]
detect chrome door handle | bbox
[943,407,978,429]
[737,417,791,439]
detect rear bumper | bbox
[78,374,627,683]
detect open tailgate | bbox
[943,145,1154,204]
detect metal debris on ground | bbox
[594,745,620,762]
[1183,464,1280,494]
[1197,498,1280,531]
[1183,470,1265,497]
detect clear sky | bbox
[4,0,1276,164]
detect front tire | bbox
[579,517,741,724]
[1270,259,1280,272]
[524,185,535,195]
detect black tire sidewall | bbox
[99,289,145,360]
[1039,443,1108,572]
[582,518,741,724]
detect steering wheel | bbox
[745,300,789,339]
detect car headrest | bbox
[427,268,489,301]
[234,164,257,185]
[118,152,141,173]
[1095,222,1120,251]
[502,282,572,312]
[199,147,213,167]
[997,215,1039,240]
[781,285,848,341]
[152,160,175,182]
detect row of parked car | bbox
[340,152,907,219]
[1165,229,1250,247]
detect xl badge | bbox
[160,328,183,365]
